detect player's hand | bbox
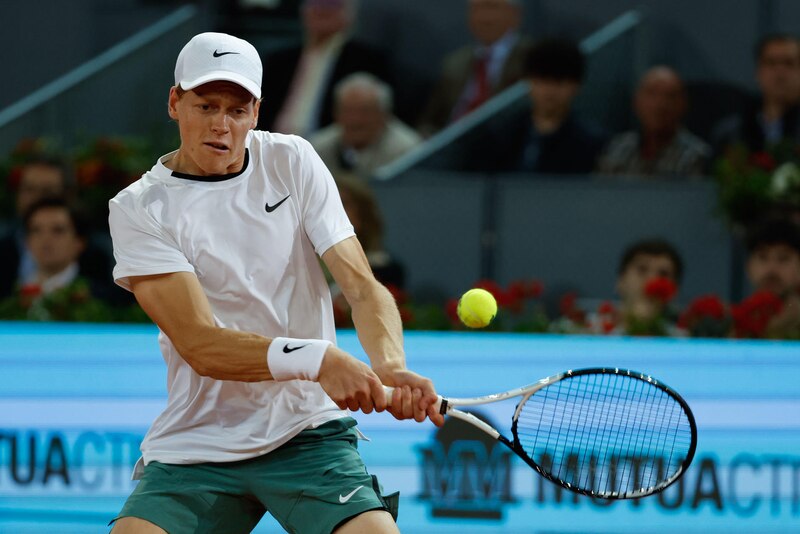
[317,347,387,414]
[374,366,445,427]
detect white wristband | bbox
[267,337,332,381]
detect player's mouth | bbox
[204,141,230,153]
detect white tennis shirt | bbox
[109,131,353,471]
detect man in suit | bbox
[418,0,531,136]
[714,34,800,154]
[258,0,388,137]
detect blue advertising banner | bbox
[0,322,798,533]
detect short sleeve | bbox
[109,198,195,291]
[295,138,355,256]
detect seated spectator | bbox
[0,154,71,298]
[507,38,606,174]
[310,73,421,180]
[0,198,110,321]
[0,153,118,301]
[597,67,710,177]
[258,0,389,136]
[715,34,800,154]
[418,0,531,136]
[600,239,684,335]
[337,176,405,288]
[745,218,800,337]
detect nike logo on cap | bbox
[266,195,290,213]
[283,344,308,354]
[338,485,364,504]
[213,50,239,57]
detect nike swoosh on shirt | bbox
[338,485,364,504]
[265,195,291,213]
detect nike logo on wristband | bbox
[338,485,364,503]
[283,344,308,353]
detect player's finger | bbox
[400,385,413,418]
[346,396,360,412]
[358,388,374,414]
[427,404,445,427]
[412,388,426,423]
[369,378,386,412]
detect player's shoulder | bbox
[109,161,170,213]
[250,129,315,154]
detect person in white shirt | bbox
[109,32,442,534]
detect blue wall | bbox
[0,323,799,533]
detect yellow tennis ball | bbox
[457,288,497,328]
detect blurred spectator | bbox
[715,34,800,154]
[336,176,405,288]
[22,198,88,295]
[597,67,710,177]
[0,198,113,321]
[418,0,531,136]
[258,0,388,136]
[0,153,121,302]
[744,218,800,337]
[609,239,684,334]
[506,38,606,174]
[310,73,421,180]
[0,155,71,298]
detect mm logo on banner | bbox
[417,410,513,519]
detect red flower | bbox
[20,284,41,298]
[526,279,544,299]
[749,151,776,171]
[644,277,678,304]
[601,320,616,334]
[679,294,727,330]
[598,301,616,315]
[474,279,514,308]
[445,298,460,325]
[559,292,586,324]
[732,291,784,338]
[385,284,408,306]
[398,306,414,325]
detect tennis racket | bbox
[384,367,696,499]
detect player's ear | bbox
[168,87,181,121]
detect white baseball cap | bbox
[174,32,262,99]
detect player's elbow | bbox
[171,327,219,377]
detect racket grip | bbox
[382,385,444,413]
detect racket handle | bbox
[382,385,445,413]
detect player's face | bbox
[168,82,260,176]
[757,40,800,104]
[16,164,65,217]
[468,0,519,46]
[26,207,85,276]
[747,244,800,297]
[616,254,677,301]
[336,88,386,150]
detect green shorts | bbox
[111,417,398,534]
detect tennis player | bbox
[109,32,443,534]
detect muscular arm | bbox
[129,271,387,411]
[129,271,273,381]
[323,237,444,425]
[322,237,405,373]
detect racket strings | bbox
[514,372,693,498]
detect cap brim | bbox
[180,71,261,99]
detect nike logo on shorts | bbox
[338,485,364,503]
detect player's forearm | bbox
[173,325,273,382]
[349,280,406,372]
